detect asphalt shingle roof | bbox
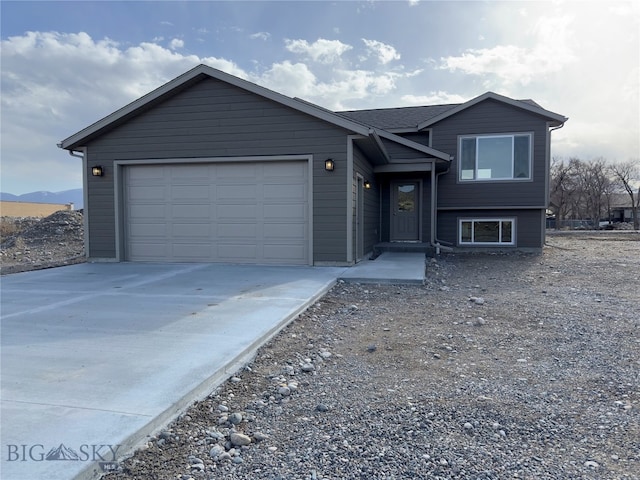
[337,99,543,131]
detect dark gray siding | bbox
[353,145,379,255]
[431,99,550,208]
[437,208,544,249]
[380,138,430,161]
[84,77,352,263]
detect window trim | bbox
[458,133,533,182]
[458,218,516,246]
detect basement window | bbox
[459,218,515,245]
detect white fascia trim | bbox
[60,64,372,149]
[417,92,567,130]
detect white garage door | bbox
[124,161,309,264]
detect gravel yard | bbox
[98,233,639,480]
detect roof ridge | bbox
[337,103,460,113]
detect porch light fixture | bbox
[364,181,372,189]
[324,158,335,172]
[91,166,104,177]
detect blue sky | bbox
[1,0,639,194]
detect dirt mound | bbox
[0,209,85,274]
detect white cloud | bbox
[362,39,400,64]
[1,31,207,192]
[169,38,184,50]
[439,15,577,87]
[285,38,352,64]
[401,92,468,106]
[255,61,318,97]
[1,31,411,191]
[250,31,271,41]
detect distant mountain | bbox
[0,189,83,209]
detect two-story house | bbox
[59,64,567,265]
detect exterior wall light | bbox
[324,158,335,172]
[364,181,372,189]
[92,166,104,177]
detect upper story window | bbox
[459,133,532,181]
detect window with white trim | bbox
[459,219,515,245]
[459,134,532,181]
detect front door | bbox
[391,181,420,241]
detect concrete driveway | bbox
[1,262,346,480]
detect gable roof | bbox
[59,64,451,161]
[338,93,567,132]
[338,104,458,131]
[417,92,567,129]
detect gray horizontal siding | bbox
[430,99,550,208]
[381,138,430,161]
[85,77,352,263]
[437,208,544,249]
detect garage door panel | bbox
[128,165,165,181]
[216,163,258,179]
[217,244,257,260]
[171,185,211,200]
[128,185,167,200]
[219,204,257,219]
[172,244,214,258]
[129,223,167,237]
[264,162,305,177]
[264,223,306,239]
[171,204,211,218]
[128,243,168,259]
[217,184,257,200]
[170,164,211,179]
[171,223,211,237]
[217,223,257,238]
[263,204,306,220]
[125,161,308,264]
[129,204,166,219]
[264,245,306,262]
[263,184,305,200]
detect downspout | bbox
[432,161,454,254]
[63,146,90,260]
[544,122,566,244]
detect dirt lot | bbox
[0,210,84,275]
[1,221,638,479]
[91,233,639,480]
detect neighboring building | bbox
[59,64,567,265]
[607,193,638,223]
[0,201,74,218]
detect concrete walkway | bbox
[1,254,425,480]
[339,252,426,284]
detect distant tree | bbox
[579,158,610,228]
[609,159,640,230]
[550,157,577,229]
